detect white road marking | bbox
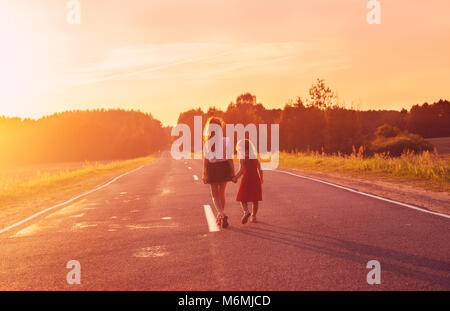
[11,224,40,238]
[203,205,220,232]
[193,175,199,181]
[188,166,192,170]
[73,223,98,229]
[127,225,153,229]
[70,213,85,218]
[161,188,171,196]
[127,224,178,229]
[133,246,168,258]
[0,165,148,234]
[277,170,450,219]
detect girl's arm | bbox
[202,158,208,184]
[228,159,235,176]
[257,159,263,184]
[233,159,245,181]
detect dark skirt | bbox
[206,161,233,184]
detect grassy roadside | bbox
[278,151,449,192]
[0,156,157,211]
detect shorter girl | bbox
[232,139,263,224]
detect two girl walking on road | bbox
[202,116,263,228]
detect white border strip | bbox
[203,205,220,232]
[277,170,450,219]
[0,165,147,234]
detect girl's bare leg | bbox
[218,182,227,211]
[252,201,259,217]
[241,202,249,213]
[241,202,251,224]
[210,183,224,217]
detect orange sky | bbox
[1,0,449,125]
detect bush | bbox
[375,124,401,138]
[370,133,434,156]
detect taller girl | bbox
[202,117,235,228]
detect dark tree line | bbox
[177,80,449,155]
[407,99,450,138]
[1,80,447,165]
[0,109,169,164]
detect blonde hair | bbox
[236,138,258,159]
[203,116,225,142]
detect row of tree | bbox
[1,79,447,164]
[0,109,169,164]
[177,80,449,155]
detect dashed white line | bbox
[193,175,199,181]
[0,165,148,234]
[277,170,450,219]
[203,205,220,232]
[188,166,192,170]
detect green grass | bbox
[0,156,156,210]
[279,150,449,191]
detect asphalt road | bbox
[0,154,449,290]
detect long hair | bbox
[203,116,225,153]
[236,138,257,159]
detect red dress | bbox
[236,158,262,203]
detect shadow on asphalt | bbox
[228,222,450,289]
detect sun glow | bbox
[0,1,449,123]
[0,12,35,113]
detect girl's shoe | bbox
[216,215,222,226]
[250,215,257,223]
[241,212,251,224]
[221,215,229,229]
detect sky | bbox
[0,0,449,125]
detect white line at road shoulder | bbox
[0,165,148,234]
[277,170,450,219]
[203,205,220,232]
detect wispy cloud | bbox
[64,42,350,85]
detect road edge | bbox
[0,164,149,235]
[276,168,450,219]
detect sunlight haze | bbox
[1,0,449,125]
